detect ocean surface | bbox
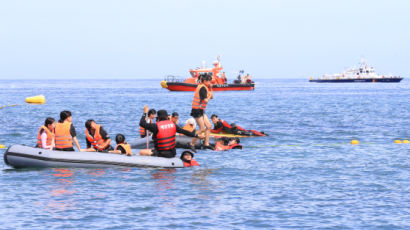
[0,79,409,229]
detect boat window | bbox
[366,70,369,73]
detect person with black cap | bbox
[180,151,199,167]
[139,105,201,158]
[190,73,214,151]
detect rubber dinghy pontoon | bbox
[4,145,184,169]
[129,136,213,149]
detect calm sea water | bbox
[0,79,409,229]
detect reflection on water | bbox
[191,169,218,200]
[87,168,106,177]
[46,168,76,213]
[152,168,176,191]
[51,168,75,197]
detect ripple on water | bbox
[1,79,410,229]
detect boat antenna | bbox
[359,56,367,66]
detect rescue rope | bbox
[0,104,22,110]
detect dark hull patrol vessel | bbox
[161,57,255,91]
[309,58,403,83]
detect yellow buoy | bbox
[394,140,402,144]
[160,81,168,89]
[25,95,45,104]
[0,144,5,149]
[402,140,409,144]
[351,140,359,145]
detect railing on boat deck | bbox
[164,75,185,82]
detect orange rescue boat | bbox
[161,57,255,92]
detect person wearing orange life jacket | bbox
[139,106,199,158]
[180,118,196,136]
[189,73,214,152]
[140,109,156,138]
[55,110,83,152]
[84,119,113,152]
[180,151,199,167]
[109,134,132,156]
[36,117,56,150]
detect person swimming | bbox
[180,151,199,167]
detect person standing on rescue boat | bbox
[55,110,83,152]
[36,117,56,150]
[85,119,113,152]
[190,73,214,151]
[139,105,200,158]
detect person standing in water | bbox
[189,73,214,151]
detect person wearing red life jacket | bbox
[85,119,113,152]
[189,73,214,151]
[214,137,242,151]
[180,151,199,167]
[139,106,199,158]
[211,114,266,136]
[36,117,56,150]
[140,109,156,138]
[109,134,132,156]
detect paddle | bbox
[145,112,149,149]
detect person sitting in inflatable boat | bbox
[214,137,243,151]
[140,109,156,138]
[36,117,56,150]
[139,106,202,158]
[85,119,114,152]
[180,118,196,135]
[210,114,266,136]
[170,112,180,126]
[109,134,132,156]
[180,151,199,167]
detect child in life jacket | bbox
[180,151,199,167]
[109,134,132,156]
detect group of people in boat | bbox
[36,110,132,154]
[234,73,253,84]
[35,73,263,167]
[36,109,199,167]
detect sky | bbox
[1,0,409,79]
